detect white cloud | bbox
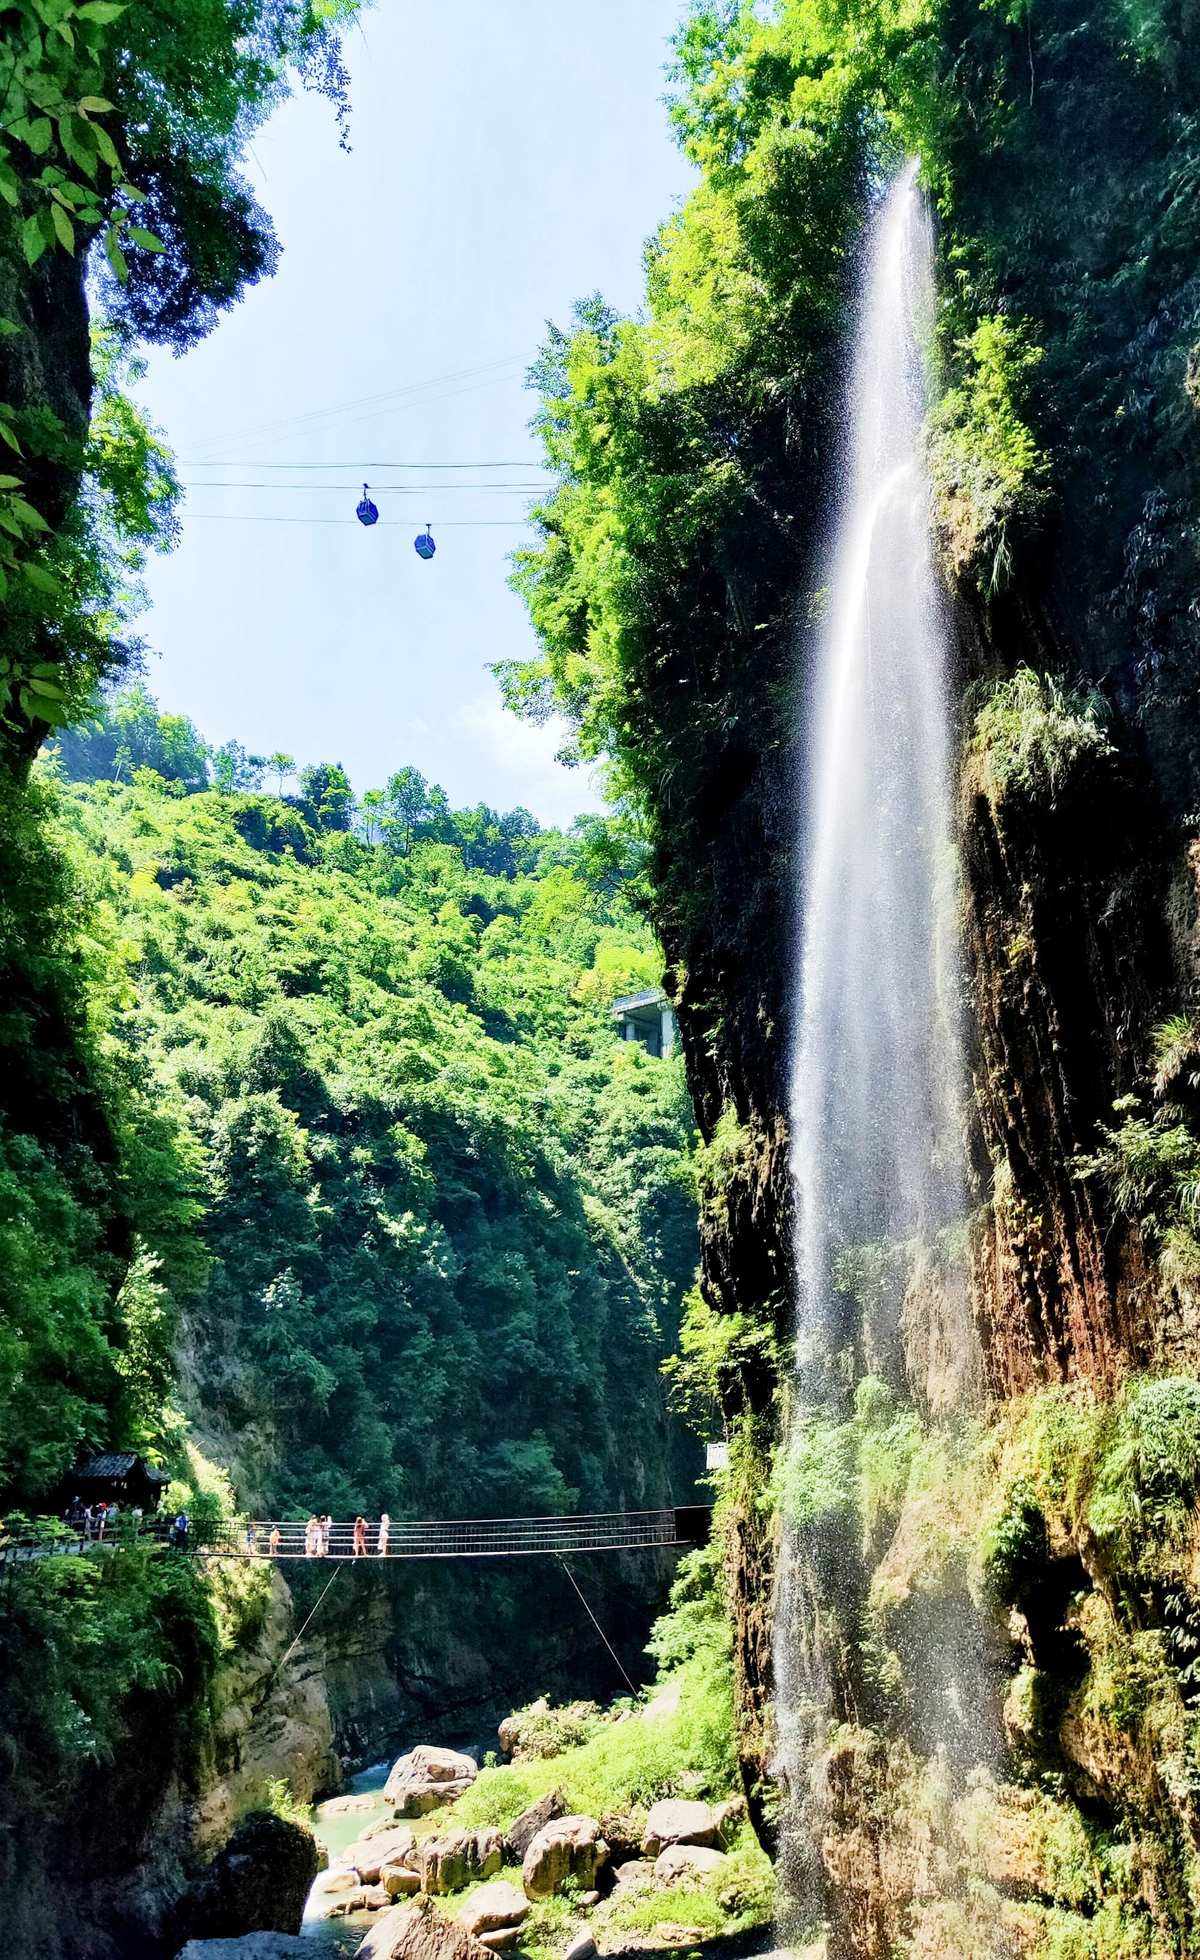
[454,691,605,830]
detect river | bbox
[301,1759,392,1955]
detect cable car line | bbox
[184,512,527,527]
[184,353,526,456]
[181,459,551,472]
[179,481,547,492]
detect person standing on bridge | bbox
[377,1512,389,1556]
[269,1523,281,1556]
[353,1516,367,1558]
[304,1515,319,1557]
[320,1513,332,1557]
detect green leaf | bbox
[0,320,22,337]
[78,96,114,113]
[61,118,98,178]
[50,202,74,252]
[0,424,24,456]
[11,498,49,531]
[77,2,126,18]
[104,229,127,283]
[21,214,47,266]
[22,563,61,597]
[126,226,165,253]
[24,118,54,157]
[92,124,119,170]
[0,476,24,491]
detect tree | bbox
[381,767,434,857]
[0,1,360,766]
[268,752,295,797]
[54,685,209,790]
[360,788,385,845]
[212,741,266,794]
[298,762,355,832]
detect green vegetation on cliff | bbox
[3,685,698,1535]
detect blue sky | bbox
[132,0,695,826]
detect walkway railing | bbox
[0,1507,710,1567]
[194,1507,708,1560]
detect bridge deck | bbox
[1,1506,709,1566]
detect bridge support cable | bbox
[264,1561,344,1700]
[555,1552,638,1698]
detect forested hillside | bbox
[8,678,698,1568]
[0,683,700,1953]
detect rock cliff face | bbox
[663,618,1200,1953]
[639,32,1200,1950]
[960,724,1170,1396]
[4,1567,338,1960]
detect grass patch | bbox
[603,1832,773,1940]
[454,1681,730,1829]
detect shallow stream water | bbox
[300,1759,391,1954]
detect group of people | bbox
[301,1512,391,1557]
[64,1497,143,1541]
[231,1514,393,1558]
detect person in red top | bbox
[352,1516,367,1558]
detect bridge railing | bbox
[189,1507,700,1560]
[1,1506,711,1567]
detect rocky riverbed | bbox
[277,1689,772,1960]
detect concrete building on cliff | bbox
[611,987,677,1059]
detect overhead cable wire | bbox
[184,512,529,527]
[185,354,526,456]
[178,481,547,492]
[181,458,550,471]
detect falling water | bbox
[775,162,967,1938]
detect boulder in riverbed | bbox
[521,1815,608,1900]
[355,1894,493,1960]
[563,1933,598,1960]
[458,1881,530,1939]
[382,1864,423,1898]
[343,1826,418,1884]
[503,1789,567,1862]
[653,1844,728,1885]
[642,1799,719,1857]
[611,1859,655,1893]
[419,1827,502,1895]
[173,1811,320,1943]
[385,1745,477,1817]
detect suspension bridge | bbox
[0,1506,710,1567]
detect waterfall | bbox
[775,161,967,1939]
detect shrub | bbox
[969,669,1113,805]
